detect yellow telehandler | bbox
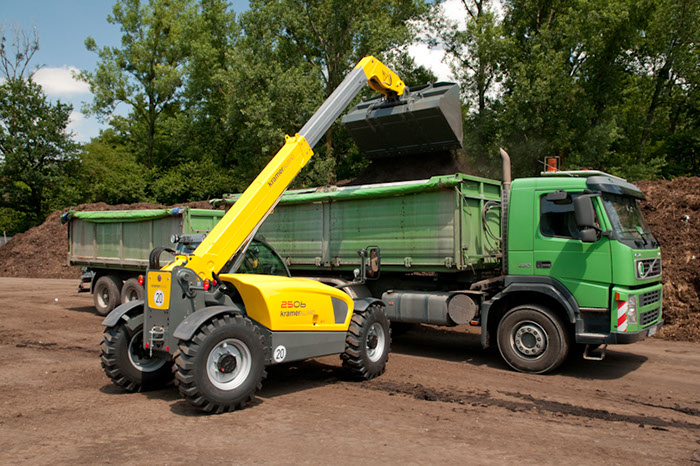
[100,56,462,413]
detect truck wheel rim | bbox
[128,333,167,372]
[366,323,386,362]
[207,338,252,390]
[510,321,547,360]
[97,287,109,307]
[125,289,139,302]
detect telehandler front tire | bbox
[341,305,391,380]
[101,321,172,392]
[174,314,266,414]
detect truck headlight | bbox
[627,295,638,325]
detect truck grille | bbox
[635,258,661,280]
[641,307,660,327]
[640,289,661,307]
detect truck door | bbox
[533,192,611,309]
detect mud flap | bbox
[341,82,463,157]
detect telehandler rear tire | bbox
[174,314,266,414]
[101,320,173,392]
[341,305,391,380]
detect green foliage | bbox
[77,130,149,204]
[0,78,79,230]
[79,0,195,169]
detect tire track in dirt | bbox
[365,380,700,431]
[14,339,97,354]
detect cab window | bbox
[236,241,289,276]
[540,194,587,240]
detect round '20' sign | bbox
[153,289,165,307]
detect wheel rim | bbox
[125,289,139,302]
[510,320,548,360]
[206,338,252,390]
[127,332,167,372]
[97,286,109,308]
[366,322,386,362]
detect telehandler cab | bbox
[100,57,462,413]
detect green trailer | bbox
[64,207,225,315]
[225,173,503,274]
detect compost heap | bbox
[0,177,698,342]
[0,200,214,280]
[636,178,700,341]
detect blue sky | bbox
[1,1,249,142]
[1,0,458,143]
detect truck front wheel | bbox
[174,314,266,414]
[497,304,570,374]
[101,321,172,391]
[341,305,391,380]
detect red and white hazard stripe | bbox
[617,300,628,332]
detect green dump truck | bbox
[64,207,292,316]
[217,158,663,373]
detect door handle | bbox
[536,261,552,269]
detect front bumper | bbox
[577,319,664,345]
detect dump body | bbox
[66,208,224,271]
[223,174,502,274]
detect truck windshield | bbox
[601,194,657,248]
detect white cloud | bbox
[67,110,100,143]
[33,66,90,96]
[408,42,453,82]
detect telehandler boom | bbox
[99,57,457,413]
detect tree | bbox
[0,78,78,229]
[79,0,195,169]
[232,0,430,185]
[0,26,79,232]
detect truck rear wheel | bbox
[94,275,122,316]
[120,278,144,304]
[174,314,266,414]
[341,305,391,380]
[101,320,172,392]
[497,304,570,374]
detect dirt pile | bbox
[637,177,700,342]
[0,201,217,280]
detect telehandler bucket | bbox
[342,82,463,157]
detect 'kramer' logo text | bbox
[280,300,311,317]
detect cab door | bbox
[533,191,611,309]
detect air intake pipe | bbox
[499,148,511,277]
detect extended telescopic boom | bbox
[164,56,405,279]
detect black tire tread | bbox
[341,305,391,380]
[173,314,266,414]
[100,320,172,392]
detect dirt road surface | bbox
[1,278,699,465]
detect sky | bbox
[1,0,465,143]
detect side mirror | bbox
[574,196,596,228]
[580,228,598,243]
[367,247,381,279]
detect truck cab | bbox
[502,171,663,353]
